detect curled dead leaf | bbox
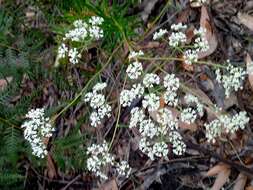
[233,172,247,190]
[100,179,118,190]
[47,154,57,179]
[238,12,253,32]
[206,163,230,177]
[0,76,13,91]
[198,6,218,59]
[246,53,253,91]
[211,166,231,190]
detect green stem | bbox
[50,44,122,123]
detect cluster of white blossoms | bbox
[86,142,131,180]
[153,29,168,40]
[143,73,160,88]
[84,82,111,127]
[121,52,187,159]
[205,111,249,143]
[128,50,144,60]
[86,142,114,180]
[215,61,246,98]
[21,108,54,158]
[181,108,197,124]
[126,61,143,80]
[184,94,204,117]
[57,16,104,64]
[120,84,144,107]
[190,0,207,6]
[130,106,186,160]
[163,74,180,107]
[183,27,209,65]
[168,23,187,47]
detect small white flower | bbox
[163,91,178,107]
[171,23,187,31]
[143,73,160,88]
[193,27,209,52]
[142,93,160,111]
[163,74,180,91]
[129,107,145,128]
[184,94,204,117]
[169,131,186,155]
[215,63,246,98]
[89,25,104,39]
[126,61,143,79]
[116,161,131,178]
[128,50,144,60]
[152,141,168,158]
[88,16,104,26]
[183,49,198,65]
[120,84,144,107]
[205,119,222,143]
[169,31,187,47]
[87,142,114,180]
[84,83,111,127]
[92,82,107,92]
[139,119,159,138]
[181,107,197,124]
[156,108,178,130]
[69,48,81,64]
[153,29,168,40]
[21,108,54,158]
[219,111,249,134]
[58,43,68,59]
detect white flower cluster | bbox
[126,61,143,80]
[153,29,168,40]
[169,131,186,155]
[142,93,160,111]
[128,50,144,60]
[183,27,209,65]
[143,73,160,88]
[181,107,197,124]
[216,61,246,97]
[163,74,180,107]
[57,16,104,64]
[190,0,207,6]
[84,82,111,127]
[86,142,131,180]
[184,94,204,117]
[169,23,187,47]
[86,142,114,180]
[120,84,144,107]
[116,160,132,178]
[130,107,186,160]
[21,108,54,158]
[205,111,249,143]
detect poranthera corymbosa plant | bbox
[21,15,250,183]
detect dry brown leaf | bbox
[246,53,253,90]
[0,77,13,91]
[211,167,231,190]
[198,6,218,59]
[47,154,57,179]
[100,179,118,190]
[238,12,253,31]
[246,186,253,190]
[233,172,247,190]
[206,163,229,177]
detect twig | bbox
[61,174,81,190]
[185,140,253,177]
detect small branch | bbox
[61,174,81,190]
[185,140,253,177]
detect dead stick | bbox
[185,141,253,177]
